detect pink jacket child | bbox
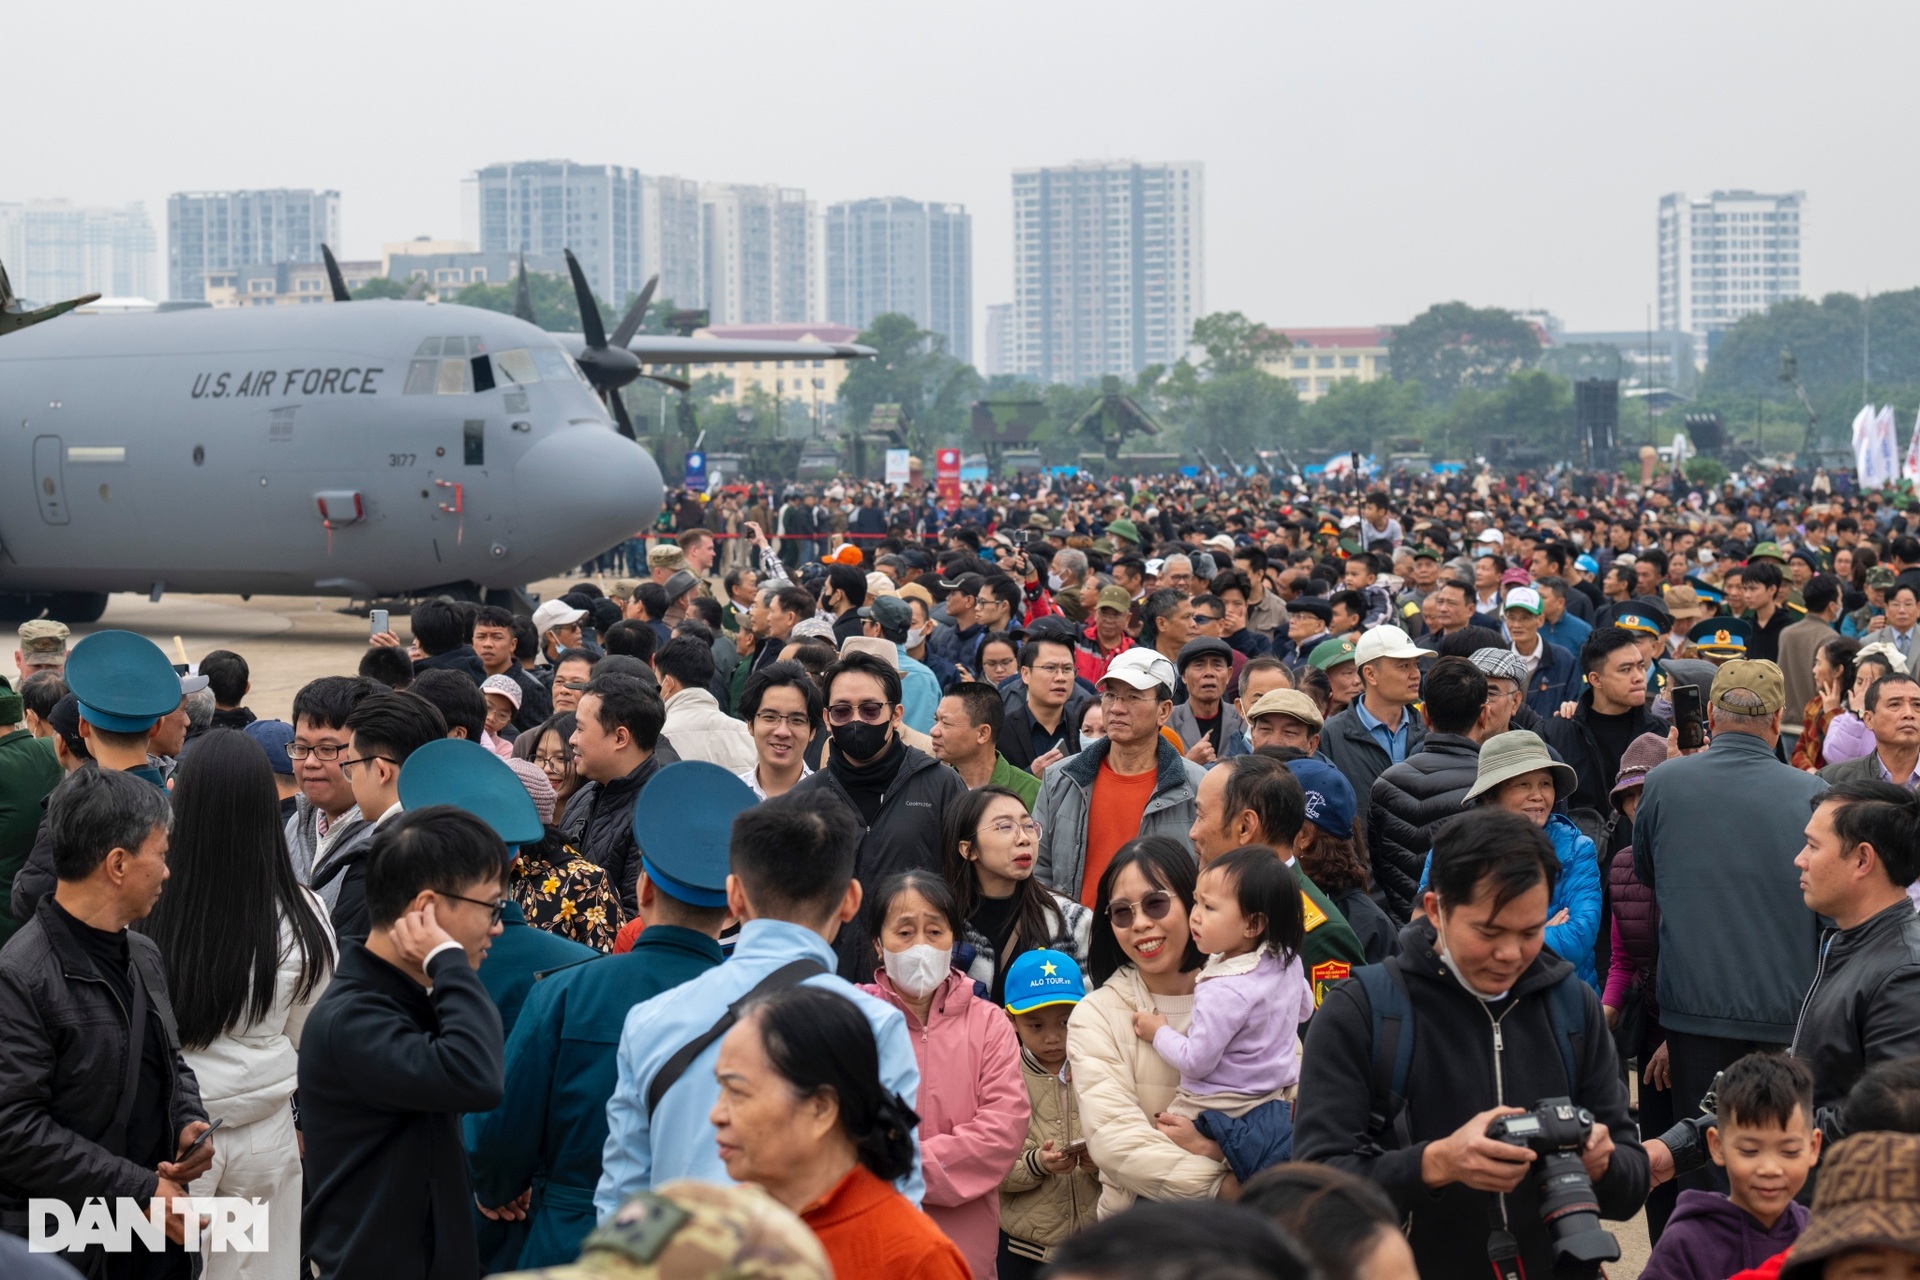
[863,967,1031,1280]
[1151,949,1315,1116]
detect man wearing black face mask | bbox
[791,649,966,978]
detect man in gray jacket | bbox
[1633,658,1826,1192]
[1034,648,1206,904]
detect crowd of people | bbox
[1,458,1919,1280]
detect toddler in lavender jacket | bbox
[1132,847,1315,1120]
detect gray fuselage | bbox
[0,300,663,598]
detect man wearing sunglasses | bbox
[791,649,966,979]
[317,691,447,944]
[1033,647,1207,907]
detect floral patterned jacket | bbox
[510,845,621,951]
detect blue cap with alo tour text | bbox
[1003,949,1086,1014]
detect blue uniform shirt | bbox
[593,917,924,1219]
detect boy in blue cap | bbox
[999,949,1099,1280]
[467,761,749,1269]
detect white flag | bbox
[1853,404,1877,481]
[1905,408,1920,483]
[1874,406,1901,487]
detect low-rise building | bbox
[1260,327,1392,401]
[692,322,858,422]
[203,258,379,307]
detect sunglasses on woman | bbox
[1106,889,1173,929]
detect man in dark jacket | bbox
[997,632,1089,773]
[1367,657,1488,921]
[1542,629,1668,838]
[1633,659,1824,1193]
[1503,587,1582,718]
[1296,809,1647,1280]
[791,649,966,978]
[0,768,213,1277]
[1320,625,1428,809]
[0,682,60,950]
[402,597,488,684]
[564,675,667,916]
[324,691,447,942]
[299,806,508,1280]
[1786,779,1920,1143]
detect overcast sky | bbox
[12,0,1918,354]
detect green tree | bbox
[1190,312,1290,374]
[1299,378,1428,452]
[1389,302,1542,403]
[1185,368,1301,456]
[350,276,411,300]
[454,272,613,332]
[837,312,976,451]
[1437,370,1572,456]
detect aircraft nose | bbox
[513,425,663,568]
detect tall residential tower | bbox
[1010,160,1203,383]
[166,189,340,301]
[0,200,157,302]
[466,161,646,307]
[1658,190,1805,364]
[824,198,971,361]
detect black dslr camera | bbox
[1485,1099,1620,1277]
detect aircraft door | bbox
[32,435,68,525]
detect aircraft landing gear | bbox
[0,591,108,625]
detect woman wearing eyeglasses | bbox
[511,712,584,826]
[942,786,1091,1008]
[1066,835,1229,1216]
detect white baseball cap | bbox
[1504,587,1543,616]
[1474,527,1506,546]
[1100,647,1178,693]
[1354,624,1424,667]
[532,600,588,635]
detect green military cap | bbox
[1867,565,1897,589]
[1309,636,1358,670]
[1687,616,1752,660]
[1411,546,1442,561]
[1748,541,1789,564]
[494,1181,831,1280]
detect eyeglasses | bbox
[826,700,890,726]
[337,754,394,777]
[532,752,573,771]
[1191,614,1219,626]
[1099,688,1160,706]
[986,818,1042,839]
[1107,889,1173,929]
[440,892,510,925]
[754,710,814,732]
[1027,663,1076,678]
[286,742,346,761]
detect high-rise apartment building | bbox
[700,184,815,326]
[0,200,157,302]
[1010,160,1203,384]
[824,198,971,361]
[466,161,645,307]
[167,189,340,301]
[983,303,1013,377]
[1658,190,1805,364]
[638,176,703,311]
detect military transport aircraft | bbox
[0,249,871,622]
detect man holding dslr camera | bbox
[1296,808,1647,1280]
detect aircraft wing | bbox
[552,333,875,366]
[0,259,99,337]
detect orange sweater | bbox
[802,1165,970,1280]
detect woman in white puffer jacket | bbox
[138,729,336,1280]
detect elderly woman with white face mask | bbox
[859,871,1030,1280]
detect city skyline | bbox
[8,1,1918,362]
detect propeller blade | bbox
[320,245,351,302]
[639,371,692,393]
[513,253,536,324]
[608,274,659,349]
[563,249,607,350]
[402,276,428,301]
[608,390,636,441]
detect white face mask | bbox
[1048,572,1064,592]
[882,943,950,999]
[905,625,927,649]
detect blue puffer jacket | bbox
[1417,813,1603,990]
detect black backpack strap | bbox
[1354,962,1415,1151]
[645,959,826,1120]
[102,950,151,1159]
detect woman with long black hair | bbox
[941,785,1090,1006]
[138,728,335,1280]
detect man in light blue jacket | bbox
[594,790,923,1219]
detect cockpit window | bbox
[531,347,583,384]
[493,349,540,385]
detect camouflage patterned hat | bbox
[17,618,70,665]
[494,1181,831,1280]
